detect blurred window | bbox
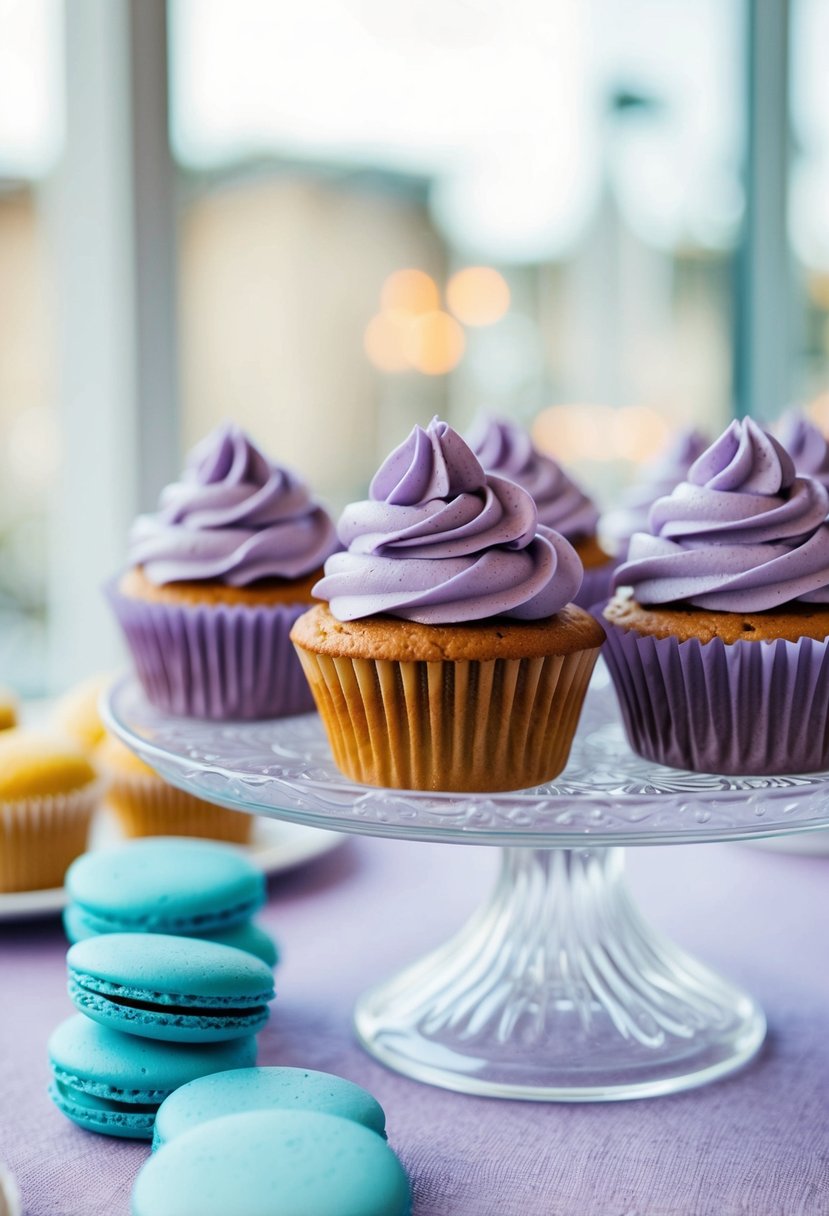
[0,0,63,694]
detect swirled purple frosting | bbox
[601,428,710,557]
[614,418,829,611]
[775,410,829,491]
[129,423,337,585]
[466,416,599,541]
[314,418,583,623]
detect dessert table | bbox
[1,836,827,1215]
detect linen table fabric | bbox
[0,838,827,1215]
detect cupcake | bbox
[602,418,829,775]
[97,735,252,844]
[774,410,829,489]
[466,415,615,610]
[291,418,604,793]
[600,428,710,560]
[0,730,100,891]
[108,423,338,719]
[0,687,17,732]
[52,674,111,752]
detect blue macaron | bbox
[48,1015,257,1139]
[64,838,265,936]
[63,903,279,968]
[153,1066,387,1149]
[67,933,275,1043]
[132,1111,411,1216]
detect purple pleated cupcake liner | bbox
[573,560,616,611]
[598,608,829,775]
[107,581,316,720]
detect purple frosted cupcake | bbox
[466,415,615,610]
[601,417,829,775]
[291,418,605,792]
[600,428,710,560]
[774,410,829,490]
[108,423,337,719]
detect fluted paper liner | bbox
[107,581,315,720]
[106,773,252,844]
[293,645,599,792]
[601,613,829,775]
[0,784,100,892]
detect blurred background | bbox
[0,0,827,694]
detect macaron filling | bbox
[72,895,262,937]
[69,970,273,1032]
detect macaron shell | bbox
[153,1066,386,1149]
[132,1111,411,1216]
[67,934,274,1043]
[48,1016,257,1139]
[65,838,264,934]
[49,1082,157,1139]
[63,905,279,967]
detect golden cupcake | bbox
[52,673,112,752]
[0,730,99,892]
[97,734,252,844]
[0,687,17,732]
[291,418,604,793]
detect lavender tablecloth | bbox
[1,836,827,1216]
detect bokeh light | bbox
[533,403,670,464]
[380,269,440,316]
[612,406,671,461]
[404,310,465,375]
[446,266,510,327]
[363,310,413,372]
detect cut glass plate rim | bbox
[102,671,829,849]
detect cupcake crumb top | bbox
[0,730,97,800]
[291,602,604,662]
[605,589,829,644]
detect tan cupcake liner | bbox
[294,646,600,792]
[0,784,100,892]
[106,774,253,844]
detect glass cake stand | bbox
[103,665,829,1103]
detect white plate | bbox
[0,811,344,923]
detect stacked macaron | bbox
[62,838,277,965]
[133,1068,410,1216]
[50,839,277,1138]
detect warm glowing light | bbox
[532,404,616,463]
[532,403,670,464]
[446,267,510,327]
[404,310,465,376]
[380,269,440,316]
[612,406,671,462]
[807,392,829,434]
[363,310,413,373]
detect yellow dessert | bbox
[97,735,252,844]
[52,674,112,753]
[0,729,99,892]
[0,686,18,731]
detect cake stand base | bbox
[354,848,765,1101]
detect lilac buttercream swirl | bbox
[314,418,583,623]
[601,428,710,556]
[614,418,829,611]
[775,410,829,491]
[129,423,337,586]
[466,416,599,540]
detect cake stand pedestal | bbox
[104,666,829,1102]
